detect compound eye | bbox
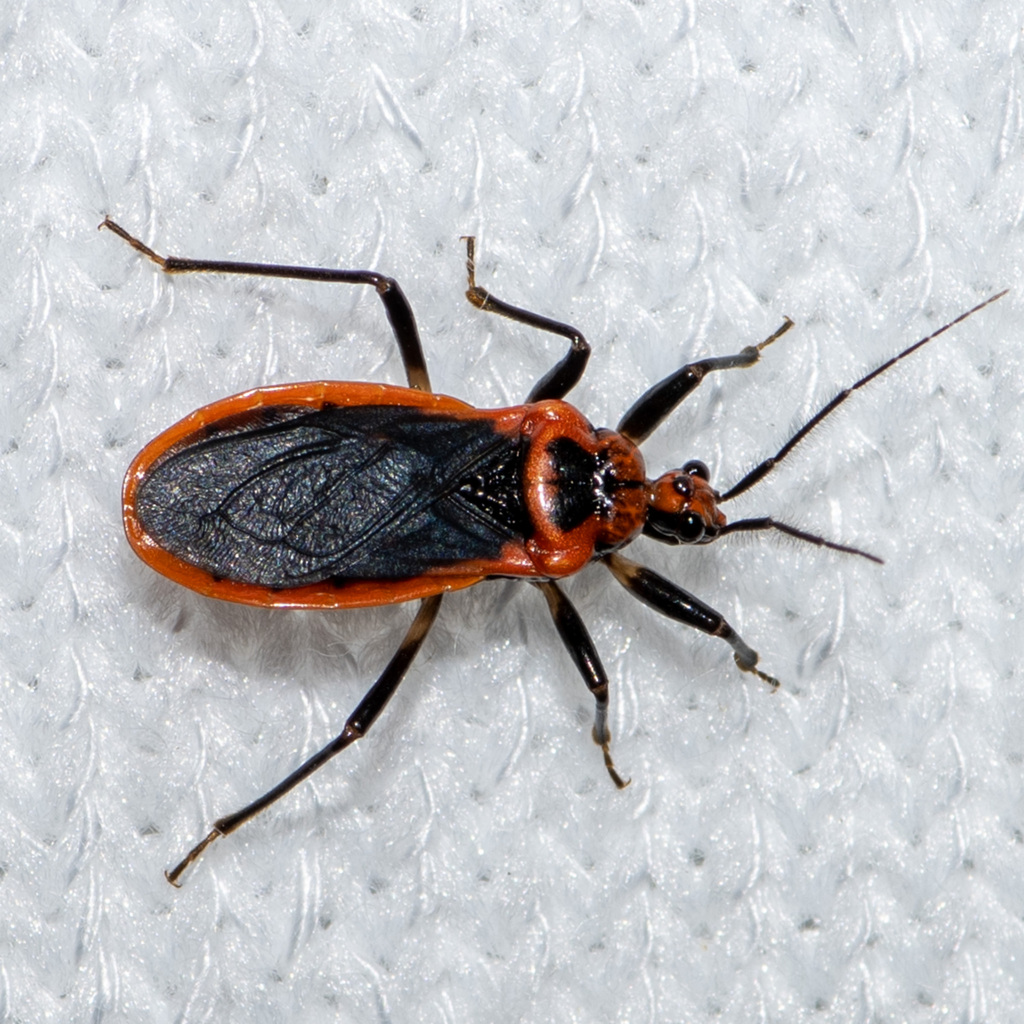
[678,511,705,543]
[682,459,710,481]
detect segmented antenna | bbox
[720,290,1009,503]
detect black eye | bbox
[678,511,705,542]
[682,459,709,481]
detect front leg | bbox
[616,319,793,445]
[604,552,778,688]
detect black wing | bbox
[135,405,529,587]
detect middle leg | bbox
[463,237,591,403]
[534,580,630,789]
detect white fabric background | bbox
[1,2,1022,1021]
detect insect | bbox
[101,217,1005,885]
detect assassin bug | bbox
[101,217,1005,885]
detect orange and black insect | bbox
[101,217,1005,885]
